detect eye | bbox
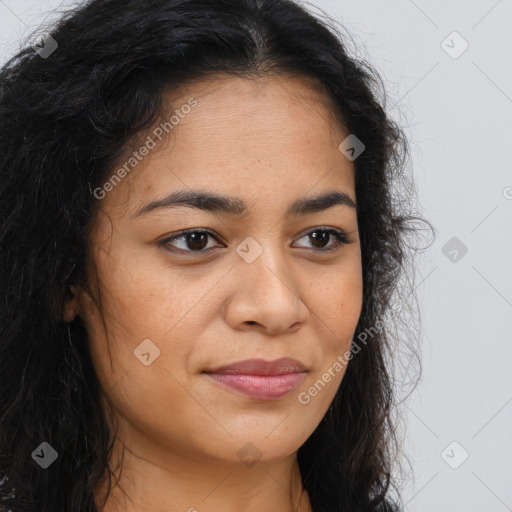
[293,227,350,252]
[158,226,351,256]
[159,228,220,255]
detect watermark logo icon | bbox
[442,236,468,263]
[441,441,469,469]
[338,134,365,161]
[31,442,58,469]
[32,33,58,59]
[134,339,161,366]
[441,31,469,59]
[236,236,263,264]
[503,186,512,200]
[237,442,262,468]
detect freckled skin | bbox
[66,74,363,512]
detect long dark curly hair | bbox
[0,0,430,511]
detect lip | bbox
[204,357,307,375]
[203,358,307,400]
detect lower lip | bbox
[205,372,306,400]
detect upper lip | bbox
[204,357,307,376]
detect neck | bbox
[93,422,313,512]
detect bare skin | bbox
[64,73,363,512]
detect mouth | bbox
[203,357,307,400]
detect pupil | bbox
[311,231,328,248]
[188,232,207,250]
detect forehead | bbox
[101,73,354,216]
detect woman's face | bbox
[72,73,363,467]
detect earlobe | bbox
[62,285,80,323]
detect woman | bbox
[0,0,427,510]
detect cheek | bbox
[307,257,363,387]
[82,244,205,396]
[313,257,363,339]
[80,264,200,445]
[80,249,170,382]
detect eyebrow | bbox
[130,189,356,219]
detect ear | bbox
[62,285,80,323]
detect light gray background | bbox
[1,1,511,511]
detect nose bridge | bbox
[236,233,291,294]
[228,233,308,332]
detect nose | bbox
[224,245,309,335]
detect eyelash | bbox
[158,226,350,256]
